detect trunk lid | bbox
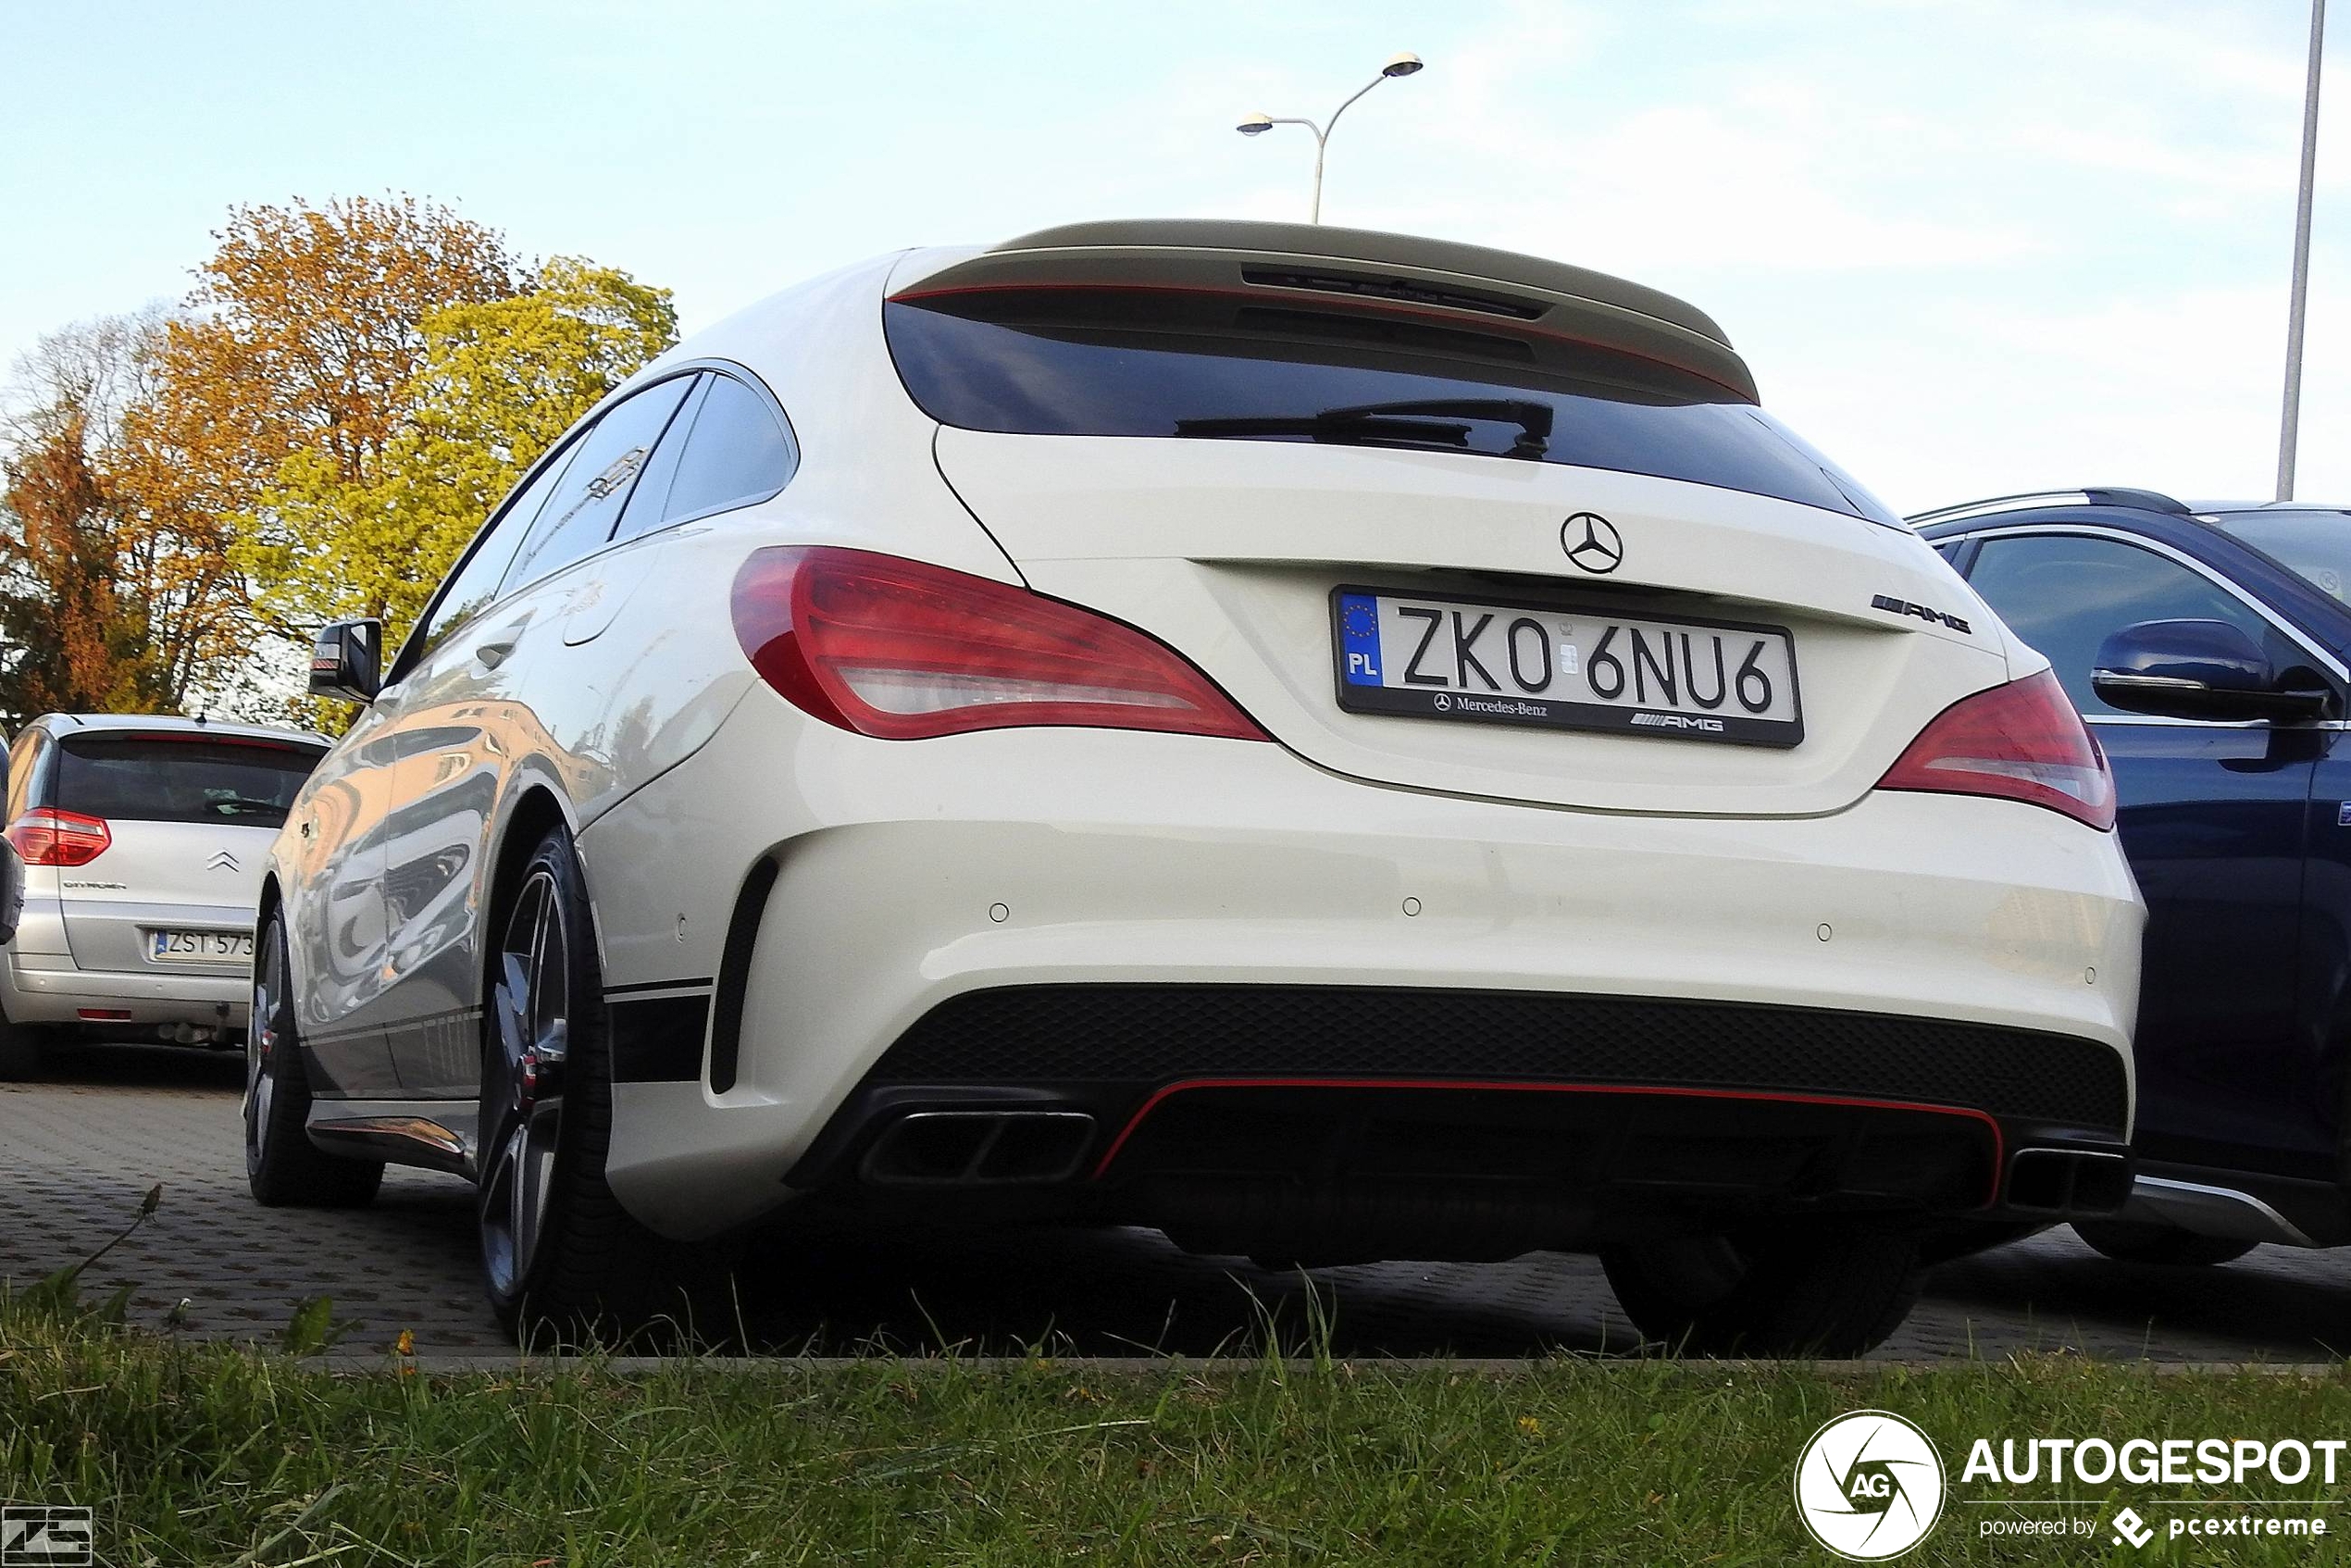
[57,820,280,974]
[886,225,2008,818]
[46,730,323,974]
[933,429,2006,817]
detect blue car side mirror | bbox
[2091,618,2332,722]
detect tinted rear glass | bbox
[885,291,1897,525]
[56,736,324,828]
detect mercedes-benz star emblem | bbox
[1561,512,1623,574]
[206,851,240,872]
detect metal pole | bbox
[1312,72,1390,225]
[2280,0,2327,501]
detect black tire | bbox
[246,908,383,1207]
[2071,1219,2256,1267]
[1601,1223,1923,1357]
[0,1003,43,1082]
[478,823,719,1348]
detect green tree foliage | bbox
[236,257,678,651]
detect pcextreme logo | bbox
[1794,1411,1947,1561]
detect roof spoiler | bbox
[891,219,1760,404]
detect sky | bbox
[2,0,2345,514]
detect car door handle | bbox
[474,625,526,668]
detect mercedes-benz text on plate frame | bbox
[1333,586,1804,747]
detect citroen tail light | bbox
[6,808,113,865]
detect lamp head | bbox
[1236,112,1275,135]
[1381,52,1424,78]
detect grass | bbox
[7,1200,2351,1564]
[8,1286,2351,1567]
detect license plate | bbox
[1332,586,1803,747]
[148,929,254,964]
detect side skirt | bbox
[306,1098,478,1178]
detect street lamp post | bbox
[2279,0,2327,502]
[1237,53,1424,224]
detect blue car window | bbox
[1970,534,2290,716]
[2208,509,2351,606]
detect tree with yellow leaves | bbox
[238,255,677,647]
[123,196,520,522]
[2,194,675,722]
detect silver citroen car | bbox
[0,713,329,1078]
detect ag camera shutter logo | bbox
[1794,1411,1946,1560]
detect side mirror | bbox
[2091,618,2331,723]
[309,619,382,703]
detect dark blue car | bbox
[1918,489,2351,1264]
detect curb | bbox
[310,1353,2351,1376]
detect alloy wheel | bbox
[479,867,572,1300]
[243,926,282,1164]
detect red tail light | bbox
[6,808,113,865]
[730,547,1267,742]
[1876,670,2115,830]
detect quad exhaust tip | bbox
[860,1110,1096,1187]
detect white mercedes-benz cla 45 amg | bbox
[250,221,2143,1352]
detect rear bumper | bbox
[777,989,2132,1261]
[0,947,250,1028]
[582,720,2144,1242]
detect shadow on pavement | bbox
[14,1036,244,1089]
[727,1223,1636,1358]
[1922,1238,2351,1362]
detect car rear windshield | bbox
[883,289,1898,525]
[56,735,324,828]
[2208,509,2351,605]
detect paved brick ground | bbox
[5,1039,2347,1361]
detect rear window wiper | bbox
[1175,398,1552,458]
[205,796,289,817]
